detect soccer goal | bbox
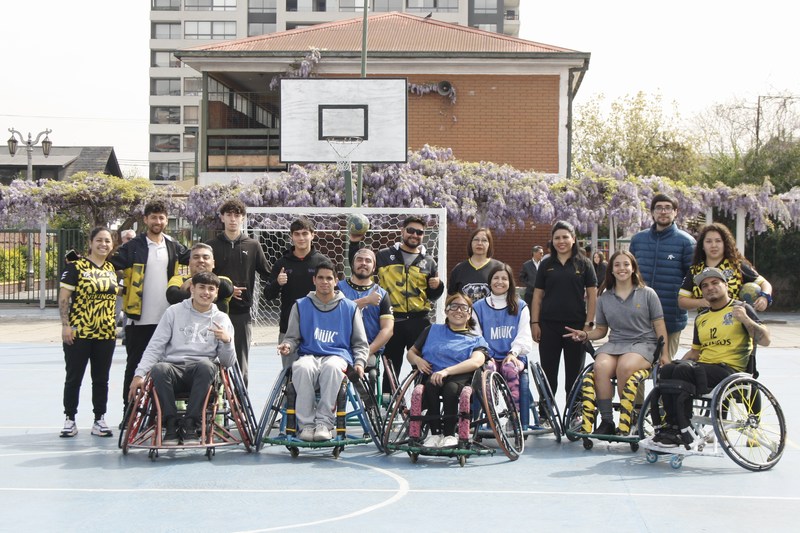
[246,207,448,331]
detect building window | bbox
[248,22,277,36]
[406,0,457,11]
[152,22,181,39]
[185,0,237,10]
[185,21,237,39]
[475,23,497,32]
[151,51,180,68]
[184,133,197,153]
[473,0,498,13]
[151,107,181,124]
[184,78,203,96]
[151,79,181,96]
[183,162,197,179]
[286,0,326,12]
[184,106,199,124]
[150,163,180,181]
[248,0,277,12]
[151,0,180,10]
[373,0,402,10]
[151,135,181,153]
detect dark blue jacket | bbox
[629,223,695,333]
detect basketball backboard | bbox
[280,78,408,164]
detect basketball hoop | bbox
[324,136,363,172]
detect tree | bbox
[573,92,701,180]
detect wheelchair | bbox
[519,361,564,441]
[120,361,256,460]
[254,365,384,458]
[562,338,664,451]
[639,346,786,471]
[381,365,524,466]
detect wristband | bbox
[758,291,773,306]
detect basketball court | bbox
[1,338,797,532]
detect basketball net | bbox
[325,137,363,172]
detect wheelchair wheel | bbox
[712,375,786,472]
[221,366,256,452]
[561,363,594,442]
[481,370,524,460]
[532,362,563,442]
[118,401,135,450]
[352,374,386,453]
[381,370,419,452]
[122,380,154,455]
[255,367,290,451]
[637,389,665,440]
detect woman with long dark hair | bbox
[678,222,772,312]
[58,226,119,438]
[565,250,667,435]
[530,221,598,404]
[473,263,532,409]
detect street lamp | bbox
[7,127,52,298]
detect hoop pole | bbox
[357,0,368,207]
[344,167,353,207]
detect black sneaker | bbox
[593,420,617,436]
[180,418,200,444]
[162,418,180,446]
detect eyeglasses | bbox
[446,303,470,312]
[405,227,424,236]
[653,205,674,213]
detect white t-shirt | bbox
[135,237,169,325]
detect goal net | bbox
[246,207,448,339]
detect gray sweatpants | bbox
[292,355,348,430]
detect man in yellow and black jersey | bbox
[654,267,771,447]
[350,215,443,389]
[167,243,233,313]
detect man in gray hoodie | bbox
[278,261,369,442]
[129,272,236,445]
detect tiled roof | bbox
[184,12,579,55]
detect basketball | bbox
[348,214,370,236]
[738,282,761,305]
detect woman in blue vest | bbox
[406,293,489,448]
[472,263,532,409]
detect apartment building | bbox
[149,0,521,182]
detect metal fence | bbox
[0,228,84,304]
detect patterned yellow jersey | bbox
[692,300,757,372]
[60,258,119,340]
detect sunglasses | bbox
[405,227,424,236]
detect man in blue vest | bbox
[277,261,369,442]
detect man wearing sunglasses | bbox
[353,215,444,388]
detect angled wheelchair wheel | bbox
[255,367,290,451]
[122,379,155,455]
[481,370,524,460]
[221,365,256,452]
[637,389,665,441]
[351,373,386,453]
[532,362,563,442]
[118,400,135,450]
[561,364,594,441]
[382,370,419,452]
[712,375,786,471]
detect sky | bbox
[1,1,797,178]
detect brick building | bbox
[176,11,590,276]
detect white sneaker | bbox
[422,434,442,448]
[91,416,113,437]
[313,424,333,441]
[60,418,78,438]
[440,435,459,447]
[297,425,316,441]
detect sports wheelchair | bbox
[562,338,664,451]
[639,345,786,471]
[120,361,257,460]
[519,361,564,441]
[381,365,524,466]
[254,365,384,458]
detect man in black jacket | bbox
[205,199,270,386]
[263,216,330,368]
